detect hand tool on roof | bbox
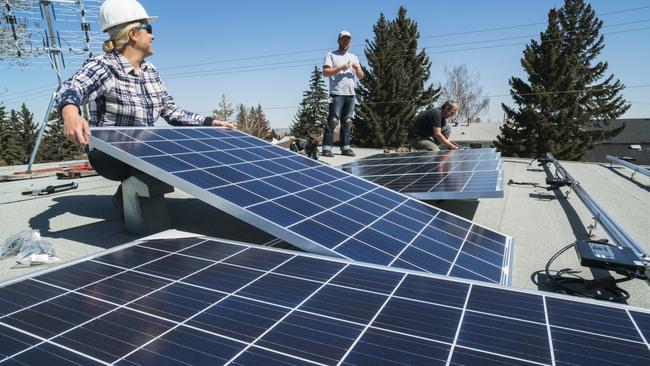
[21,182,78,196]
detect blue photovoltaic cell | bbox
[231,347,315,366]
[457,312,552,364]
[90,127,512,284]
[0,326,39,359]
[0,234,649,365]
[117,326,244,365]
[341,149,504,199]
[546,297,645,341]
[0,280,66,316]
[2,292,115,338]
[10,342,106,366]
[466,286,545,323]
[55,308,174,363]
[342,327,450,366]
[631,311,650,342]
[187,296,290,343]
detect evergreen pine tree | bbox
[16,103,38,162]
[249,104,271,140]
[290,66,328,137]
[235,104,252,134]
[212,94,235,122]
[248,106,257,136]
[39,110,81,162]
[0,104,10,166]
[1,109,24,165]
[354,7,440,148]
[495,0,629,160]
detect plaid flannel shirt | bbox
[55,52,211,127]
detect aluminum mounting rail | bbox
[607,155,650,180]
[547,153,648,262]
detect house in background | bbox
[585,118,650,165]
[451,122,503,149]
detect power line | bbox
[196,84,650,113]
[155,4,650,71]
[3,23,649,106]
[418,5,650,40]
[156,25,650,81]
[5,4,648,89]
[3,4,648,108]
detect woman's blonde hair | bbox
[102,21,143,53]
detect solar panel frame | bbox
[0,230,648,366]
[340,149,504,200]
[89,127,513,285]
[355,148,500,163]
[364,170,505,200]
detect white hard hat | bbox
[99,0,157,33]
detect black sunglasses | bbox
[136,24,152,34]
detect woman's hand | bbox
[61,104,91,146]
[211,119,237,130]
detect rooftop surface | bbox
[1,148,649,308]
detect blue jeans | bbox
[323,94,355,152]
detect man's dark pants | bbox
[408,125,452,151]
[88,149,141,209]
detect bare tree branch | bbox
[442,64,490,125]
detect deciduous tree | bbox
[442,65,489,125]
[212,94,235,122]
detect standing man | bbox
[322,30,364,157]
[408,100,461,151]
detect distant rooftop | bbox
[586,118,650,164]
[590,118,650,143]
[451,122,502,143]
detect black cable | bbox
[544,242,631,302]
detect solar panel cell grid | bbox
[90,127,512,284]
[1,235,648,366]
[340,149,504,200]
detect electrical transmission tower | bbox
[1,0,101,173]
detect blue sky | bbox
[1,0,649,128]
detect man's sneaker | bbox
[341,149,356,157]
[322,150,334,157]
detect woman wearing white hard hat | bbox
[55,0,235,216]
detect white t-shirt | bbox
[323,50,360,96]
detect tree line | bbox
[211,95,275,140]
[0,96,275,167]
[290,0,628,160]
[0,103,81,167]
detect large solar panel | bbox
[340,149,504,200]
[90,127,512,285]
[1,232,649,365]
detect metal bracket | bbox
[122,174,174,235]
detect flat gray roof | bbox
[1,149,649,307]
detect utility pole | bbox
[1,0,99,174]
[26,1,64,174]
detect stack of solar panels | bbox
[1,233,648,365]
[340,148,504,200]
[88,128,513,285]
